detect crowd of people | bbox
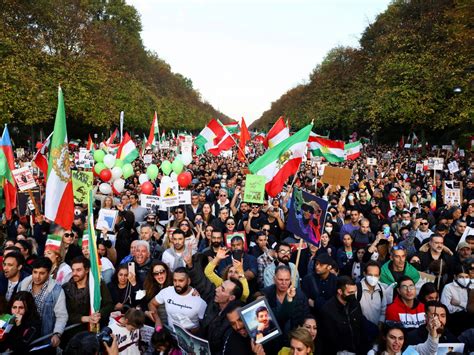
[1,141,473,355]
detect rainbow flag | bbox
[430,189,437,211]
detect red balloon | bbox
[141,181,154,195]
[177,172,191,188]
[99,169,112,182]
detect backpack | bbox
[356,281,383,302]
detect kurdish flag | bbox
[224,121,239,134]
[87,190,102,316]
[116,132,139,163]
[344,141,362,160]
[0,126,17,220]
[308,134,345,163]
[250,124,312,197]
[195,119,234,156]
[45,87,74,229]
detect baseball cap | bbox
[390,187,398,193]
[315,253,335,266]
[457,242,470,251]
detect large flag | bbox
[146,112,160,149]
[33,131,53,179]
[308,134,345,163]
[238,117,250,162]
[45,87,74,229]
[104,128,118,147]
[195,119,234,156]
[0,126,17,220]
[264,117,290,148]
[87,190,102,317]
[86,134,95,151]
[224,121,240,135]
[250,124,312,197]
[116,132,139,164]
[344,141,362,160]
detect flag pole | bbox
[292,238,303,286]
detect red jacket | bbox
[386,296,425,329]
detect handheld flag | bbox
[116,132,139,163]
[0,126,17,220]
[238,117,250,162]
[87,190,102,318]
[264,117,289,148]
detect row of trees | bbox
[252,0,473,143]
[0,0,229,142]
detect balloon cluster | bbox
[93,151,192,196]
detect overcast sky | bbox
[127,0,391,125]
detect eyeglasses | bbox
[175,211,184,214]
[252,205,259,209]
[226,222,235,225]
[279,250,291,255]
[262,229,270,233]
[153,270,166,276]
[400,285,415,291]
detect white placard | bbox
[179,190,191,205]
[12,167,37,191]
[140,194,160,211]
[447,161,459,174]
[143,154,152,166]
[444,181,462,206]
[415,163,424,173]
[96,209,119,231]
[160,181,179,207]
[15,148,25,158]
[160,141,170,149]
[75,148,94,168]
[366,158,377,166]
[427,157,444,170]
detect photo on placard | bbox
[436,343,464,354]
[239,297,281,345]
[96,209,118,231]
[173,323,210,355]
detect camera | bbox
[97,326,113,347]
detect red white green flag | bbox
[45,87,74,229]
[146,111,160,149]
[116,132,139,163]
[195,119,234,156]
[344,141,362,160]
[250,124,312,197]
[264,116,289,148]
[87,190,102,315]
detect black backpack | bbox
[356,281,384,302]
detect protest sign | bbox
[75,148,94,168]
[160,141,170,149]
[160,180,179,207]
[243,174,265,204]
[366,157,377,166]
[239,298,281,345]
[15,148,25,158]
[321,166,352,188]
[72,170,93,204]
[287,187,328,246]
[97,209,118,231]
[427,157,444,170]
[447,161,459,174]
[140,194,161,211]
[174,323,211,355]
[178,190,191,205]
[17,190,41,217]
[443,181,462,206]
[143,154,152,166]
[181,141,192,162]
[12,167,36,191]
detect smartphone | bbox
[232,250,243,261]
[128,262,135,274]
[383,226,390,238]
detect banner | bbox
[243,174,265,204]
[12,167,36,191]
[447,161,459,174]
[72,170,93,204]
[287,187,328,246]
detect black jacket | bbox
[406,325,458,346]
[301,272,337,314]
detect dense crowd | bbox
[0,142,473,355]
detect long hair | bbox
[143,261,172,300]
[10,291,40,323]
[377,323,407,354]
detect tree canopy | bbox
[252,0,473,143]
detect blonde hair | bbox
[289,327,314,353]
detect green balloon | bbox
[94,162,106,174]
[122,163,134,179]
[114,159,124,168]
[171,158,184,174]
[147,164,159,180]
[93,150,106,163]
[161,160,172,176]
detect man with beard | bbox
[201,230,223,261]
[263,243,300,287]
[148,267,207,333]
[161,229,188,272]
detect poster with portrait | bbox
[12,167,37,191]
[443,181,462,206]
[239,297,281,344]
[173,323,210,355]
[287,187,328,246]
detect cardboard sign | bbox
[443,181,462,206]
[366,157,377,166]
[447,161,459,174]
[321,166,352,188]
[143,154,152,166]
[243,174,266,204]
[12,167,37,191]
[75,148,94,168]
[160,180,179,207]
[427,157,444,170]
[140,194,161,211]
[72,170,93,204]
[96,209,118,231]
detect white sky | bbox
[127,0,391,125]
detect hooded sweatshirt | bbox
[386,296,425,329]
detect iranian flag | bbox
[103,128,119,148]
[86,134,95,151]
[264,116,289,148]
[308,134,345,163]
[250,124,312,197]
[33,132,53,179]
[87,190,102,317]
[147,112,160,148]
[116,132,139,163]
[0,126,17,220]
[224,121,240,135]
[45,234,62,252]
[45,87,74,229]
[344,141,362,160]
[195,119,234,156]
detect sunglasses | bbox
[175,211,184,214]
[420,222,429,225]
[153,270,166,276]
[63,233,74,238]
[279,250,291,255]
[392,245,406,251]
[180,224,189,227]
[262,229,270,233]
[226,222,235,225]
[252,205,259,208]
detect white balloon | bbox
[161,175,171,185]
[170,172,178,181]
[103,154,116,169]
[138,173,149,184]
[111,166,123,180]
[99,183,112,195]
[181,154,192,165]
[113,178,125,193]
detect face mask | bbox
[366,275,379,287]
[457,277,471,288]
[325,227,333,234]
[221,183,226,187]
[222,174,228,180]
[402,220,411,226]
[343,294,356,303]
[348,195,354,201]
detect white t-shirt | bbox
[108,317,140,355]
[155,286,207,330]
